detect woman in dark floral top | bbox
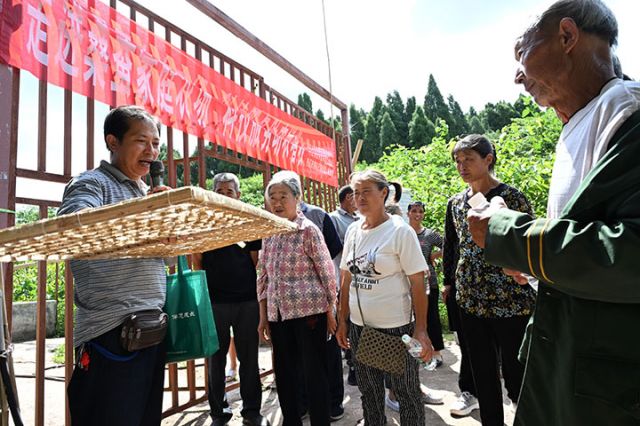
[443,134,536,426]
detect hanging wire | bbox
[321,0,337,142]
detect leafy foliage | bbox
[239,173,267,208]
[373,105,561,230]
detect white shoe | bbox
[385,393,400,412]
[450,391,479,417]
[422,389,444,405]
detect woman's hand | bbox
[442,285,451,302]
[336,321,350,349]
[327,310,337,335]
[257,317,271,344]
[503,268,529,285]
[413,329,434,363]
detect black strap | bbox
[353,234,367,326]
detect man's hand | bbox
[148,185,172,194]
[467,196,507,248]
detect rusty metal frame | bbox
[0,1,351,424]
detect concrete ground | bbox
[10,338,515,426]
[161,339,516,426]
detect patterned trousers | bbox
[350,322,425,426]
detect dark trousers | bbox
[350,323,424,426]
[459,311,529,426]
[298,334,345,413]
[427,287,445,351]
[456,317,477,396]
[446,293,477,395]
[208,300,262,420]
[270,314,330,426]
[67,325,166,426]
[327,335,345,409]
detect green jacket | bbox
[485,110,640,426]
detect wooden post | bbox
[351,139,364,169]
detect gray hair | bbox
[529,0,618,46]
[266,170,302,200]
[212,172,240,192]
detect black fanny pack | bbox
[120,309,168,352]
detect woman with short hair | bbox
[336,169,432,426]
[257,170,337,426]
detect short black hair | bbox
[452,134,497,172]
[407,201,425,212]
[338,185,353,203]
[103,105,161,152]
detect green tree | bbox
[408,106,435,148]
[370,96,385,124]
[424,74,452,126]
[297,93,313,113]
[386,91,408,145]
[481,101,519,131]
[361,97,385,163]
[468,115,486,134]
[349,104,366,151]
[447,95,468,137]
[379,111,399,150]
[404,96,417,126]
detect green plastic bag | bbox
[164,255,218,364]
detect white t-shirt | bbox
[340,215,428,328]
[547,78,640,218]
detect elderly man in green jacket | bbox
[467,1,640,425]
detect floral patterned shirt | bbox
[257,212,337,322]
[443,183,536,318]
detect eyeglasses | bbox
[349,264,362,275]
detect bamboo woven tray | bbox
[0,187,297,261]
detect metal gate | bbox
[0,1,351,424]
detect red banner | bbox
[0,0,338,186]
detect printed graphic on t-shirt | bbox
[348,247,381,290]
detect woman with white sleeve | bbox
[336,169,432,426]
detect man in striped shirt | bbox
[59,105,170,426]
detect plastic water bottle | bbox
[401,334,436,371]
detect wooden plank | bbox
[64,262,74,426]
[35,206,48,426]
[16,168,71,184]
[86,99,95,170]
[63,89,72,176]
[37,80,47,173]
